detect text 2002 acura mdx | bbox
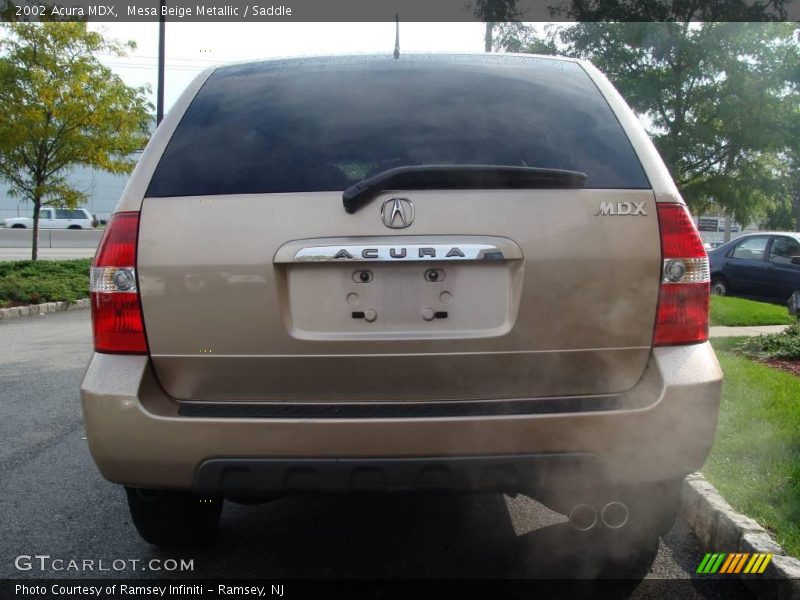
[81,54,721,561]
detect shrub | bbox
[738,320,800,361]
[0,259,91,307]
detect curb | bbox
[0,298,90,321]
[682,472,800,597]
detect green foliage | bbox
[762,195,797,231]
[0,258,90,306]
[738,320,800,361]
[0,22,152,259]
[705,341,800,557]
[494,22,800,228]
[763,149,800,231]
[709,295,794,327]
[0,1,16,20]
[492,23,559,54]
[472,0,520,21]
[473,0,522,52]
[549,0,793,21]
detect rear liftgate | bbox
[274,235,523,341]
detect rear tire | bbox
[11,224,25,229]
[125,487,223,547]
[67,225,82,230]
[711,277,730,296]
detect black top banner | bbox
[2,0,798,22]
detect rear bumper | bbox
[80,342,722,492]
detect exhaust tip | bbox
[601,501,630,529]
[568,504,598,531]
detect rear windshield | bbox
[146,55,650,197]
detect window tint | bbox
[147,56,650,198]
[731,236,768,261]
[769,236,800,266]
[40,209,52,219]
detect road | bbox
[0,311,753,596]
[0,248,95,261]
[0,228,100,262]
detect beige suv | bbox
[80,54,721,557]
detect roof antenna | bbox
[393,14,400,59]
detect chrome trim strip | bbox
[293,244,504,263]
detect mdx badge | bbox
[595,201,647,216]
[381,198,414,229]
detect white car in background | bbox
[3,208,97,229]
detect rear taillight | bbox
[90,212,148,354]
[654,203,709,346]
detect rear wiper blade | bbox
[342,165,587,214]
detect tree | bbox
[548,0,792,21]
[494,22,800,230]
[763,150,800,231]
[473,0,521,52]
[0,22,151,260]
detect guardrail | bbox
[0,228,102,249]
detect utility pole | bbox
[393,14,400,59]
[157,0,166,125]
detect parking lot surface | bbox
[0,311,753,597]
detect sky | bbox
[89,22,488,111]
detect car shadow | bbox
[141,493,650,582]
[118,491,755,598]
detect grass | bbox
[0,259,91,307]
[709,295,793,327]
[705,337,800,557]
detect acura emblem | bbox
[381,198,414,229]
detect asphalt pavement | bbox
[0,311,754,597]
